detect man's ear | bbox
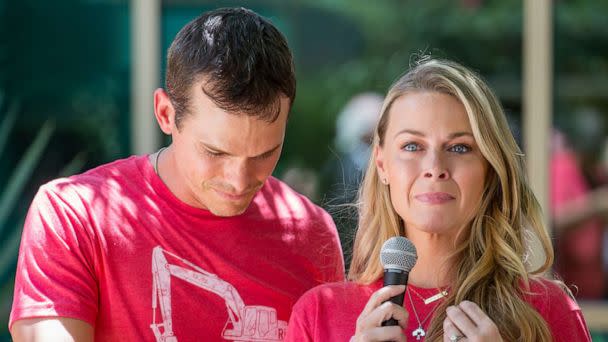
[154,88,175,135]
[375,144,388,184]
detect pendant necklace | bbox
[409,286,449,305]
[407,287,441,340]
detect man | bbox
[10,7,344,341]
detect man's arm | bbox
[10,185,99,339]
[11,317,93,342]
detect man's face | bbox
[166,81,289,217]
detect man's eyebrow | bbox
[202,142,282,158]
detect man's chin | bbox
[199,189,258,216]
[207,203,250,217]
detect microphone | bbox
[380,236,417,326]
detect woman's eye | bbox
[402,143,420,152]
[449,144,471,153]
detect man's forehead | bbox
[182,102,286,157]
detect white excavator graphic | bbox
[150,246,288,341]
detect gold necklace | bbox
[407,288,440,340]
[409,286,449,305]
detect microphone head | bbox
[380,236,417,272]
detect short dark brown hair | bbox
[165,7,296,129]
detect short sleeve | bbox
[547,301,592,342]
[527,280,592,342]
[9,184,99,330]
[551,310,592,342]
[285,282,364,342]
[285,289,316,342]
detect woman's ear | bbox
[375,145,388,185]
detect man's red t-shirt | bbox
[10,155,345,341]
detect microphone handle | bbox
[381,269,409,326]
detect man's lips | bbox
[414,192,455,204]
[213,189,250,200]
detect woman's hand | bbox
[442,301,503,342]
[351,285,409,342]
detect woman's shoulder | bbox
[522,277,591,340]
[301,280,379,300]
[523,277,580,313]
[287,280,382,340]
[294,280,381,311]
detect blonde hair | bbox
[348,58,555,341]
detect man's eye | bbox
[449,144,471,153]
[204,150,224,158]
[254,151,275,160]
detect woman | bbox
[285,59,591,341]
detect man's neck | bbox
[149,147,165,176]
[149,146,204,209]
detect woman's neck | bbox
[406,229,459,288]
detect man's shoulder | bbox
[263,176,313,200]
[77,154,144,180]
[40,155,146,200]
[257,176,333,223]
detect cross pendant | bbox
[412,327,426,340]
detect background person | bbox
[321,92,384,267]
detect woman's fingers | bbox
[363,300,409,330]
[458,301,492,326]
[458,301,501,340]
[353,326,407,342]
[354,285,408,341]
[359,285,405,318]
[443,317,466,342]
[443,301,502,342]
[446,304,478,337]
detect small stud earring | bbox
[382,178,388,185]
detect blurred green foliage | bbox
[1,0,607,174]
[0,93,86,340]
[283,0,608,172]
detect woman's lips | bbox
[414,192,455,204]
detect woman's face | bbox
[376,91,488,236]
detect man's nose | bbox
[226,159,252,193]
